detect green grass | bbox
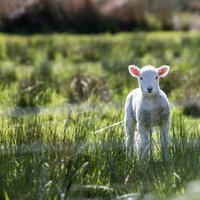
[0,31,200,199]
[0,106,200,200]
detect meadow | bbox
[0,31,200,199]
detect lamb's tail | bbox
[94,120,124,134]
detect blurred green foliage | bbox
[0,32,199,116]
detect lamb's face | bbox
[128,64,170,96]
[139,67,159,95]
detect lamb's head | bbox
[128,64,170,96]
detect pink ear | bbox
[158,65,170,77]
[128,65,140,77]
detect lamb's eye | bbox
[155,76,158,79]
[140,77,143,80]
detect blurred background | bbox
[0,0,200,33]
[0,0,200,116]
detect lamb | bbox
[124,64,170,160]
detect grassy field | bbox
[0,31,200,200]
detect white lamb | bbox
[124,64,170,159]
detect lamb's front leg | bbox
[160,118,170,161]
[135,124,151,159]
[124,112,135,157]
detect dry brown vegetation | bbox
[0,0,187,32]
[0,0,199,33]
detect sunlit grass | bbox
[0,103,200,200]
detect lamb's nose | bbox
[147,87,153,93]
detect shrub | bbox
[15,75,52,107]
[183,101,200,118]
[65,74,110,103]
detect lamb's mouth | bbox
[147,91,153,94]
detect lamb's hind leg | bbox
[136,124,151,159]
[124,111,135,157]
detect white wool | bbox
[124,65,170,159]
